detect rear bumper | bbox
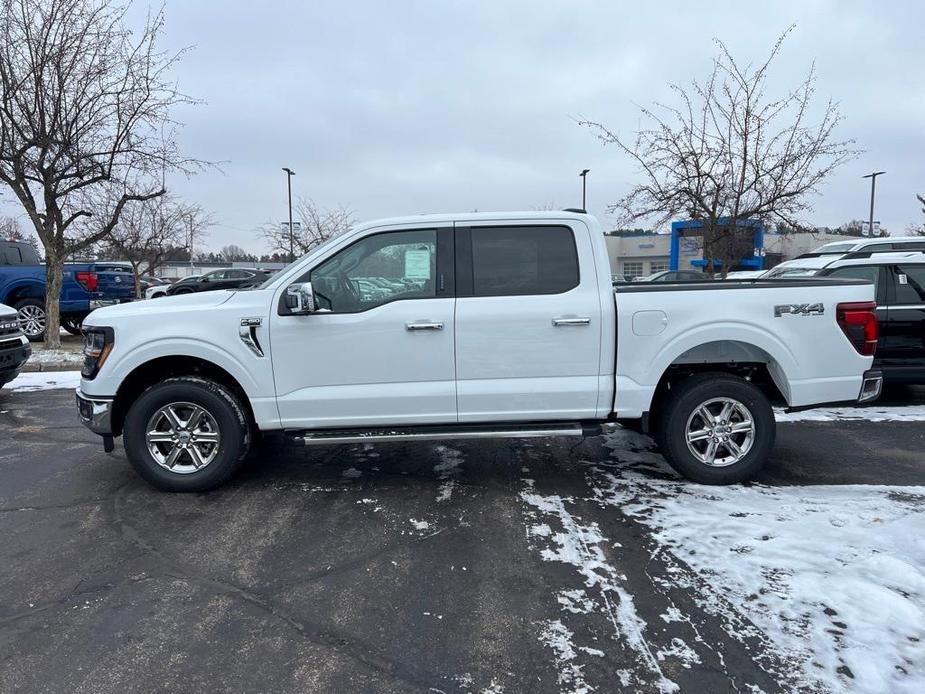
[858,369,882,403]
[75,388,113,435]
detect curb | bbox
[22,362,83,373]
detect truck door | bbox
[454,222,602,422]
[270,225,457,429]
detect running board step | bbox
[288,421,613,446]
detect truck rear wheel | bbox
[62,317,84,335]
[14,298,46,341]
[656,372,775,484]
[123,376,251,492]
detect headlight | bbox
[82,326,114,379]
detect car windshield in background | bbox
[813,241,858,254]
[764,267,821,279]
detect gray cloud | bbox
[5,0,924,251]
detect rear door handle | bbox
[406,321,444,331]
[552,317,591,326]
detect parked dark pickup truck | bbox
[0,241,136,341]
[0,301,30,386]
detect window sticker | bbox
[898,274,908,285]
[404,249,432,279]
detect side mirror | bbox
[285,282,316,314]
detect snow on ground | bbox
[775,405,925,422]
[6,370,81,392]
[27,349,84,366]
[593,429,925,694]
[522,480,681,693]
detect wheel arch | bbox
[111,355,255,437]
[641,338,791,433]
[4,281,45,305]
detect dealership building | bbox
[604,227,852,280]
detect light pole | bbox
[862,171,885,237]
[579,169,590,211]
[282,167,296,260]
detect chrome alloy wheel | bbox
[684,397,755,467]
[145,402,221,474]
[17,304,46,338]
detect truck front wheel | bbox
[656,373,775,484]
[123,376,251,492]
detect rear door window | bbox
[469,226,578,296]
[826,265,882,301]
[892,265,925,304]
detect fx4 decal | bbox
[774,303,825,318]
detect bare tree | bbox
[102,196,210,297]
[259,198,354,257]
[0,214,21,240]
[219,244,252,262]
[909,194,925,235]
[581,27,856,276]
[0,0,203,346]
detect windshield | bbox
[256,230,355,290]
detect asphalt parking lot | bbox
[1,386,924,693]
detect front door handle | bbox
[552,317,591,326]
[406,321,444,331]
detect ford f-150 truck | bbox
[0,241,135,340]
[75,212,882,491]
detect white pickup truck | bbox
[75,212,882,491]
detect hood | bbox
[84,290,236,325]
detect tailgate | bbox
[91,263,135,300]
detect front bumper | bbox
[76,388,114,435]
[0,336,31,386]
[858,369,883,403]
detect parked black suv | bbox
[165,268,273,296]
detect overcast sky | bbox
[8,0,925,252]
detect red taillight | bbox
[75,271,98,292]
[836,301,878,356]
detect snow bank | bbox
[6,370,81,392]
[775,405,925,422]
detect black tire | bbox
[14,298,47,342]
[655,372,775,485]
[122,376,251,492]
[62,317,84,335]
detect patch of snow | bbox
[775,405,925,422]
[341,467,362,479]
[659,607,684,624]
[6,370,81,392]
[557,588,596,615]
[655,638,701,668]
[409,518,430,531]
[28,349,84,365]
[523,491,679,693]
[539,619,593,694]
[592,432,925,694]
[433,444,463,502]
